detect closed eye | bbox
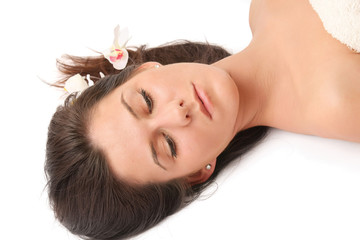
[163,133,177,158]
[140,88,154,113]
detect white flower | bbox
[102,25,130,70]
[64,74,90,94]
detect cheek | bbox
[176,128,223,161]
[147,80,180,103]
[216,80,239,128]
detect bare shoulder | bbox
[307,55,360,142]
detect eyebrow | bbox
[150,142,167,170]
[121,93,167,170]
[121,93,139,119]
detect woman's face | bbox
[89,62,240,184]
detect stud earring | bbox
[154,64,160,68]
[206,164,211,170]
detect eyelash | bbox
[163,133,177,158]
[139,88,178,158]
[140,88,154,113]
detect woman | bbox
[45,0,360,239]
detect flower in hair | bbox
[64,74,94,94]
[102,25,130,70]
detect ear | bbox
[137,61,162,72]
[186,159,217,186]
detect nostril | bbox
[186,114,189,118]
[179,101,184,107]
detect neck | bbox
[212,39,292,134]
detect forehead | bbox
[88,86,145,180]
[133,62,208,82]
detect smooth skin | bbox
[90,63,240,184]
[90,0,360,184]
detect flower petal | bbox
[117,27,130,47]
[102,47,112,56]
[102,48,113,64]
[64,74,89,93]
[86,74,94,87]
[113,25,120,48]
[112,49,129,70]
[103,25,131,69]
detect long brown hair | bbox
[45,41,268,240]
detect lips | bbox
[192,83,213,119]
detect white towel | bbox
[309,0,360,53]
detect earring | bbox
[206,164,211,170]
[154,64,160,68]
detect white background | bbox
[0,0,359,240]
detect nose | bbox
[150,99,191,129]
